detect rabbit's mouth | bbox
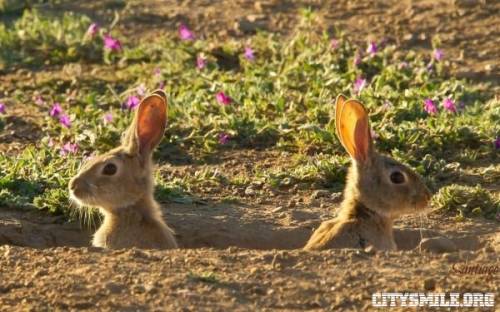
[69,178,98,206]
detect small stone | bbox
[235,18,266,34]
[105,282,125,294]
[312,190,329,199]
[423,278,436,291]
[132,284,146,294]
[331,192,342,202]
[244,186,256,196]
[272,206,284,213]
[419,237,458,253]
[363,246,377,255]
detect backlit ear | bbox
[136,94,167,155]
[338,100,373,164]
[123,94,167,157]
[334,94,347,143]
[151,89,167,102]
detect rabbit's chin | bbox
[70,191,99,208]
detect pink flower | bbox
[103,34,122,51]
[50,103,62,117]
[124,95,140,110]
[366,41,377,55]
[433,49,443,61]
[34,95,44,105]
[216,92,232,105]
[60,142,78,156]
[353,77,367,94]
[103,112,113,124]
[424,99,438,115]
[137,84,146,97]
[382,101,392,110]
[0,103,5,114]
[244,47,255,61]
[86,23,99,37]
[153,67,161,76]
[179,24,195,41]
[196,54,207,69]
[218,133,231,145]
[370,129,379,139]
[59,114,71,128]
[158,81,165,90]
[398,61,409,69]
[330,39,339,50]
[353,53,362,66]
[494,137,500,149]
[442,98,457,113]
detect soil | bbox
[0,0,499,311]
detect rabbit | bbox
[304,95,431,251]
[69,90,177,249]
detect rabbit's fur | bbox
[304,95,431,251]
[69,90,177,249]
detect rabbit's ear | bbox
[334,94,347,143]
[338,100,373,164]
[124,94,167,157]
[152,89,167,102]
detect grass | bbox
[0,8,498,221]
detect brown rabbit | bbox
[69,90,177,249]
[304,95,431,251]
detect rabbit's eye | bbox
[390,171,405,184]
[102,163,117,176]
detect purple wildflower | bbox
[495,137,500,149]
[179,24,195,41]
[426,61,434,72]
[50,103,62,117]
[153,67,161,77]
[353,77,367,94]
[216,92,232,105]
[59,114,71,128]
[330,39,339,50]
[137,84,146,97]
[103,112,113,124]
[103,34,122,51]
[124,95,140,110]
[442,98,457,113]
[86,23,99,37]
[158,81,165,90]
[218,133,231,145]
[0,103,5,114]
[433,49,444,61]
[244,46,255,61]
[196,54,207,69]
[424,99,438,115]
[366,41,377,55]
[60,142,78,156]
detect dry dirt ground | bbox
[1,0,499,311]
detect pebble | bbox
[419,236,458,253]
[105,282,125,294]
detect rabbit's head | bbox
[335,95,431,219]
[69,90,167,212]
